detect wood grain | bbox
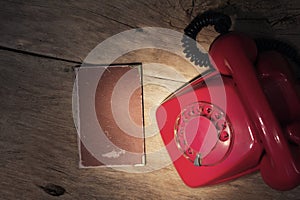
[1,42,300,200]
[1,0,300,199]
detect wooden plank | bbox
[0,0,201,62]
[1,49,300,199]
[2,0,298,64]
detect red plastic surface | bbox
[156,32,300,190]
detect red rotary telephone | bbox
[156,11,300,191]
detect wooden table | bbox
[1,0,300,199]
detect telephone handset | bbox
[156,11,300,190]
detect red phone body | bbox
[156,32,300,190]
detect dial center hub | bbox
[185,116,218,158]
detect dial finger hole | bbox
[203,105,213,115]
[219,131,229,142]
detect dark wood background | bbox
[1,0,300,199]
